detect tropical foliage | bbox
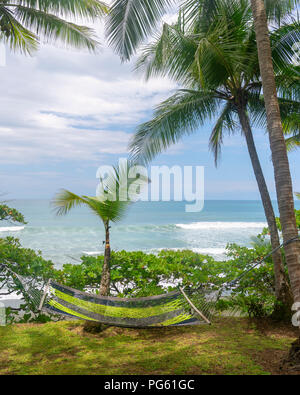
[129,1,300,165]
[61,249,224,296]
[0,231,290,322]
[0,204,26,224]
[0,237,58,323]
[106,0,299,61]
[0,0,108,54]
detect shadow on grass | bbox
[0,318,296,375]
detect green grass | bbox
[0,318,297,375]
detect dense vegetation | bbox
[1,208,299,324]
[0,204,26,224]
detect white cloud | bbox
[0,29,175,166]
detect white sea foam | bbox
[176,222,267,230]
[191,247,227,255]
[82,251,103,256]
[0,226,25,233]
[147,247,227,256]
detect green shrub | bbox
[61,249,228,297]
[0,237,60,323]
[0,204,27,224]
[0,235,286,322]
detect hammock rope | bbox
[0,235,299,328]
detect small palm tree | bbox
[52,161,147,296]
[0,0,108,54]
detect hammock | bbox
[0,264,219,327]
[1,235,299,328]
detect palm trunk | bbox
[250,1,300,364]
[250,0,300,311]
[99,221,111,296]
[237,105,293,312]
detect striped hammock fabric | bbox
[44,281,211,327]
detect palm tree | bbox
[52,161,148,295]
[250,0,300,327]
[129,1,300,308]
[0,0,108,54]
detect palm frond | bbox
[132,0,300,169]
[52,189,88,216]
[182,0,219,28]
[192,0,255,89]
[0,0,107,53]
[136,0,256,88]
[0,5,38,53]
[271,20,300,71]
[97,159,148,203]
[10,0,109,20]
[275,66,300,102]
[264,0,299,25]
[247,92,267,129]
[129,89,219,164]
[106,0,175,61]
[209,101,238,166]
[135,22,198,85]
[14,6,99,50]
[285,133,300,152]
[248,92,300,137]
[182,0,298,27]
[52,162,148,225]
[85,196,129,223]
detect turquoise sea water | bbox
[0,199,299,268]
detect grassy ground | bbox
[0,318,299,375]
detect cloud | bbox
[0,28,175,166]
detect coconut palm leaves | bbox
[130,89,221,164]
[106,0,299,61]
[0,0,108,54]
[106,0,175,61]
[129,1,300,165]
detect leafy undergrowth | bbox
[0,318,299,375]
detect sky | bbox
[0,15,299,201]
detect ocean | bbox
[1,199,299,268]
